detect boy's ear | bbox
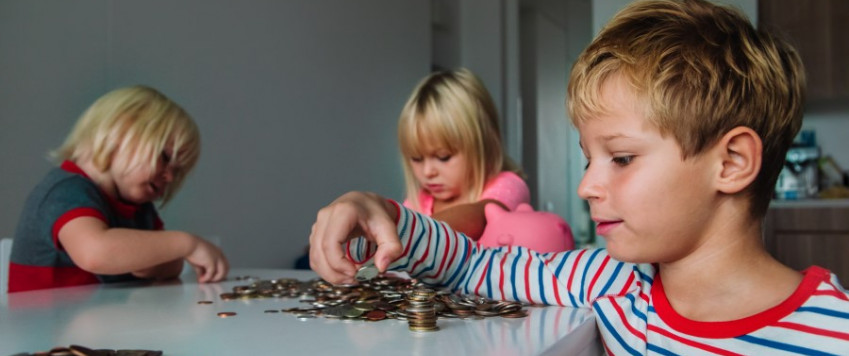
[714,126,762,194]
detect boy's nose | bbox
[577,169,602,201]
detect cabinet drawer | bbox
[767,207,849,232]
[770,232,849,287]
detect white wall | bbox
[0,0,430,269]
[519,0,595,246]
[431,0,524,164]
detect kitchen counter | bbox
[770,198,849,208]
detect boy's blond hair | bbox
[53,86,200,205]
[567,0,805,218]
[398,68,522,211]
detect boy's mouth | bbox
[593,219,623,235]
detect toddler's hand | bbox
[186,237,229,283]
[309,191,402,285]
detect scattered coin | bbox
[197,300,213,305]
[14,345,162,356]
[217,312,237,318]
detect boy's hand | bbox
[186,237,229,283]
[309,191,401,284]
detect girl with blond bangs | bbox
[398,68,529,239]
[9,86,228,293]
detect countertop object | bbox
[1,268,600,356]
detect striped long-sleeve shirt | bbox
[346,202,849,355]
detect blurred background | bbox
[3,0,846,272]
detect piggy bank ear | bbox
[485,203,508,220]
[515,203,534,213]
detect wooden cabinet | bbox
[763,201,849,287]
[759,0,849,104]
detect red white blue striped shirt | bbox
[346,202,849,355]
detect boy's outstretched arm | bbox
[309,191,402,284]
[345,202,638,307]
[58,216,229,283]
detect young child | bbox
[309,0,849,354]
[398,68,530,239]
[9,86,229,293]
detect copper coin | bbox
[365,310,387,321]
[217,312,237,318]
[197,300,213,304]
[219,293,238,301]
[500,310,528,318]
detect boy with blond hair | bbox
[308,0,849,353]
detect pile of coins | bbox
[215,273,528,331]
[12,345,162,356]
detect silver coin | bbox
[355,265,379,282]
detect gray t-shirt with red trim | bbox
[9,163,159,292]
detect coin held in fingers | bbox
[355,264,379,282]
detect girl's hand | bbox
[309,191,401,284]
[186,236,229,283]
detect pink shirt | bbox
[403,171,530,215]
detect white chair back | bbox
[1,238,13,294]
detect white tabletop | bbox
[1,268,600,356]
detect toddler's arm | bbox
[58,216,228,283]
[130,259,184,280]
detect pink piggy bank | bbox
[479,203,574,253]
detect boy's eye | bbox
[410,157,423,163]
[160,152,172,164]
[437,155,452,162]
[612,155,634,166]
